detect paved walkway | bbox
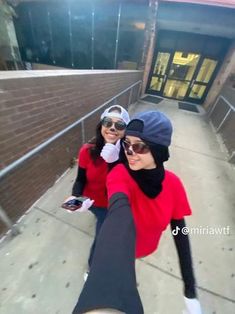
[0,98,234,314]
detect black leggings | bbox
[88,206,107,268]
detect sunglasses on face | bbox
[101,117,126,131]
[122,140,150,154]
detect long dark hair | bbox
[88,121,105,162]
[88,106,123,162]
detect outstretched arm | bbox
[73,193,144,314]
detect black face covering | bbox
[125,163,165,198]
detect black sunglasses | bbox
[101,117,126,131]
[122,140,150,154]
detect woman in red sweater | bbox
[64,105,130,275]
[73,111,202,314]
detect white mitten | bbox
[182,297,202,314]
[63,196,94,213]
[76,198,94,212]
[100,140,120,163]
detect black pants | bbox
[88,206,107,268]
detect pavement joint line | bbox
[34,206,94,238]
[22,207,235,305]
[140,259,235,304]
[2,206,234,305]
[172,144,228,162]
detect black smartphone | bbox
[62,197,88,211]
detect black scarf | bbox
[124,163,165,198]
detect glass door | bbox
[148,52,171,93]
[185,58,218,103]
[162,51,200,100]
[147,51,219,104]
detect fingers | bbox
[63,195,77,203]
[83,198,94,208]
[100,143,119,163]
[115,139,121,149]
[102,143,116,150]
[62,197,94,213]
[183,297,202,314]
[75,198,94,212]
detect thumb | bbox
[83,198,94,207]
[115,139,121,150]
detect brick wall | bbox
[0,70,143,235]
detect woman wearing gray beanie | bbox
[73,111,202,314]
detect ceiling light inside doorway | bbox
[133,22,145,30]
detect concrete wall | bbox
[0,69,142,235]
[141,0,158,95]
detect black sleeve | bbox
[170,219,197,298]
[72,166,87,197]
[72,192,144,314]
[107,160,120,172]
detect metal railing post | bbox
[81,120,85,144]
[128,87,133,106]
[0,206,20,236]
[208,96,220,118]
[216,108,232,132]
[137,81,142,100]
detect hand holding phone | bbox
[62,196,94,212]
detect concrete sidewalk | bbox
[0,99,234,314]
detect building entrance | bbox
[146,31,229,104]
[147,51,218,103]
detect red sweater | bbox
[107,164,192,258]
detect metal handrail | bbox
[0,80,142,235]
[0,80,142,180]
[208,95,235,132]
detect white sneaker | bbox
[83,271,89,282]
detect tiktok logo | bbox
[172,226,180,235]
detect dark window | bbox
[70,1,92,69]
[117,3,148,69]
[94,3,119,69]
